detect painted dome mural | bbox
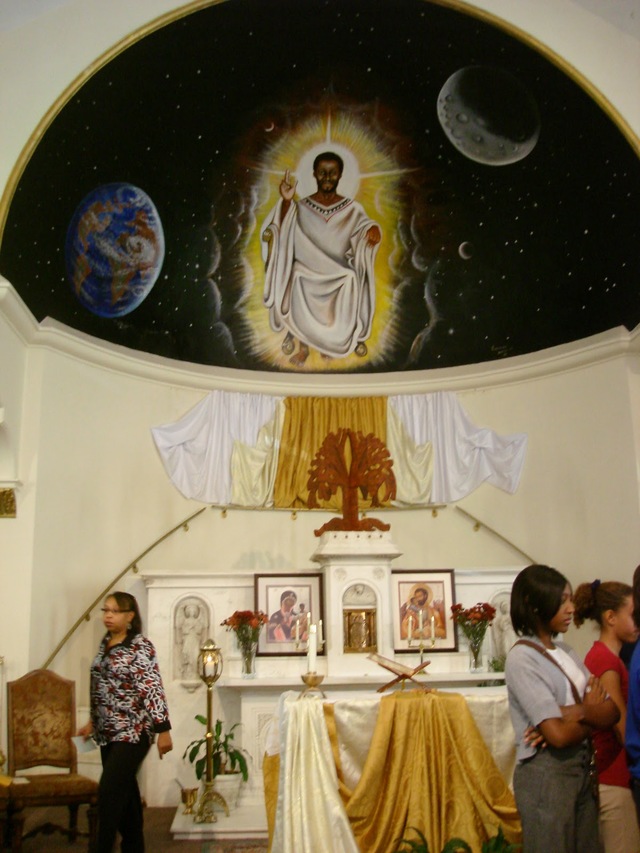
[0,0,638,373]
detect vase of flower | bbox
[240,642,257,679]
[450,602,496,674]
[467,628,487,672]
[221,610,268,679]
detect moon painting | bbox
[437,66,541,166]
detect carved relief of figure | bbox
[174,600,208,680]
[490,592,517,660]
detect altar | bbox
[262,689,520,853]
[169,681,516,847]
[134,533,520,845]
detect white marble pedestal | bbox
[170,803,268,842]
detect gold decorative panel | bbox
[0,489,16,518]
[343,609,377,654]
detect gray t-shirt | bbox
[505,636,590,762]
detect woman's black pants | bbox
[98,738,151,852]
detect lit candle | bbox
[318,619,323,646]
[308,623,318,672]
[295,618,300,643]
[407,614,413,640]
[204,659,216,679]
[418,609,423,634]
[431,615,436,639]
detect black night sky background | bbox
[1,0,639,373]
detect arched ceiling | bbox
[1,0,639,375]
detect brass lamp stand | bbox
[194,639,229,823]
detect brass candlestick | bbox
[181,787,199,815]
[194,639,229,823]
[300,672,326,699]
[407,613,436,663]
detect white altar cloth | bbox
[266,689,516,853]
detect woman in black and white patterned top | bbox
[78,591,172,853]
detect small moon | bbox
[265,121,275,132]
[458,241,473,260]
[437,65,540,166]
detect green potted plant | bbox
[395,826,521,853]
[183,716,249,809]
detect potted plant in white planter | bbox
[183,716,249,809]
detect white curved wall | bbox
[1,0,639,784]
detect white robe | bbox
[262,196,380,358]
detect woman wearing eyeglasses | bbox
[77,591,172,852]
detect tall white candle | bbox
[407,614,413,640]
[308,623,318,672]
[418,609,423,634]
[318,619,323,647]
[431,615,436,638]
[295,618,300,643]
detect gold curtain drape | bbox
[263,752,280,849]
[265,691,521,852]
[273,396,387,509]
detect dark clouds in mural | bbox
[0,0,638,373]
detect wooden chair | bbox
[0,781,10,847]
[6,669,98,851]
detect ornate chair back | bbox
[6,668,98,851]
[8,669,78,775]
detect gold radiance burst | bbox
[243,109,407,372]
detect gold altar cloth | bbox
[264,690,521,853]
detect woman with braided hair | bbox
[574,577,640,853]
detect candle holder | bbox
[294,616,307,652]
[181,786,199,815]
[407,612,436,664]
[194,639,229,824]
[299,672,326,699]
[294,615,325,652]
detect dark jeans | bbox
[513,744,602,853]
[98,737,151,853]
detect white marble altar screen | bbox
[137,541,519,820]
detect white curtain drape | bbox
[150,391,283,504]
[271,692,359,853]
[151,390,527,506]
[389,392,527,503]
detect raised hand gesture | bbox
[279,169,298,202]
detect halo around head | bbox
[296,143,360,198]
[408,583,434,606]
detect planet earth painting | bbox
[65,183,165,318]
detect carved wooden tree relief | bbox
[306,428,396,536]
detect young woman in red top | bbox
[574,579,640,853]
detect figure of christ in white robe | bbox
[262,195,381,359]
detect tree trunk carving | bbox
[306,428,396,536]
